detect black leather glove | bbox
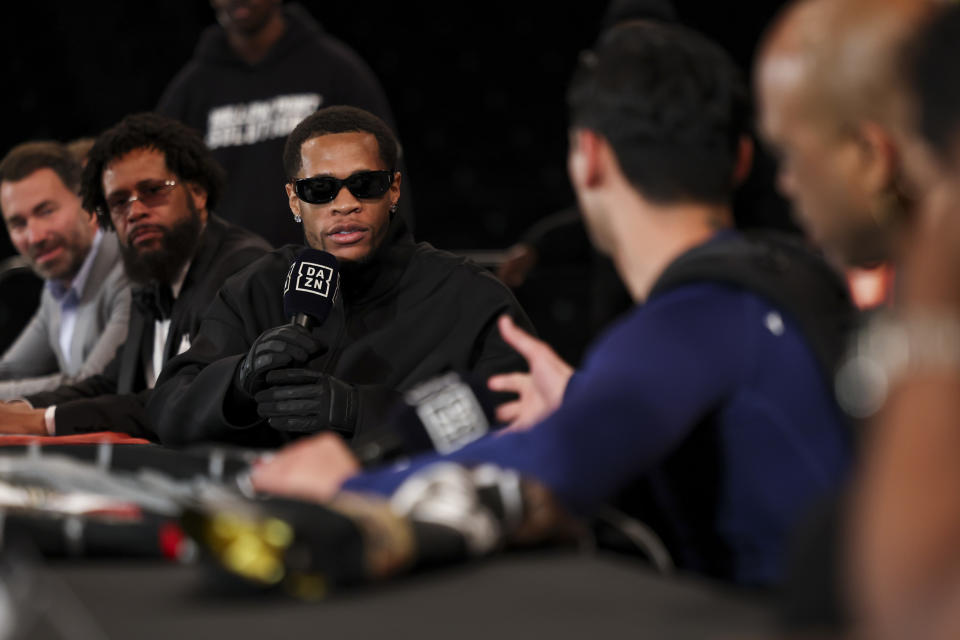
[236,325,325,398]
[254,368,358,436]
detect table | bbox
[0,442,779,639]
[18,549,777,639]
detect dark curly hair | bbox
[82,112,226,230]
[567,21,750,205]
[283,105,398,181]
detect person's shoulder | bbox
[218,218,273,253]
[412,243,508,286]
[282,6,377,71]
[223,245,299,288]
[406,243,524,313]
[644,280,767,315]
[159,58,204,91]
[615,282,763,349]
[187,23,235,68]
[193,218,276,288]
[205,216,271,258]
[92,233,130,290]
[201,245,297,320]
[580,284,767,379]
[650,229,848,310]
[159,24,232,91]
[101,251,131,294]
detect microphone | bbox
[352,371,498,466]
[282,248,341,329]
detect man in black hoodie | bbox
[157,0,403,248]
[148,106,532,447]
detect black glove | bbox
[254,368,358,436]
[236,325,325,398]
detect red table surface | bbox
[0,432,151,446]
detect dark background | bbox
[2,1,792,250]
[1,0,794,362]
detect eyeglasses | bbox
[104,179,178,219]
[293,171,394,205]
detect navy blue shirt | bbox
[345,276,851,586]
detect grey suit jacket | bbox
[0,233,132,399]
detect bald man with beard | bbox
[755,0,943,635]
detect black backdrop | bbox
[2,0,790,258]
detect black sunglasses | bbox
[293,170,394,205]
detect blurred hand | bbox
[250,432,360,503]
[487,315,574,431]
[0,401,47,435]
[496,243,539,288]
[236,324,325,397]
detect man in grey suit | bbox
[0,141,131,399]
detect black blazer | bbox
[26,215,271,438]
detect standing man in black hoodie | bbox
[157,0,405,248]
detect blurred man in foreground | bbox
[755,0,941,633]
[834,3,960,637]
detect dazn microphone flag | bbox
[352,371,498,466]
[401,371,495,454]
[282,248,341,327]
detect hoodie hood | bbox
[194,2,325,69]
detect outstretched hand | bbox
[487,315,574,431]
[250,432,360,503]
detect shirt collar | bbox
[47,229,103,303]
[170,257,192,300]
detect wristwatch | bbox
[836,311,960,418]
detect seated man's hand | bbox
[250,431,360,503]
[255,368,358,436]
[236,324,325,397]
[0,401,47,435]
[488,315,574,431]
